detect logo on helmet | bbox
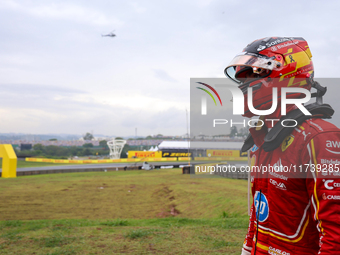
[257,45,266,51]
[265,38,290,47]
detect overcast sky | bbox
[1,0,340,137]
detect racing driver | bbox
[225,37,340,255]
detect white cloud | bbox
[153,69,178,83]
[0,0,122,26]
[0,0,340,136]
[129,2,146,14]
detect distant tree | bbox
[82,148,92,156]
[239,127,249,136]
[83,132,94,141]
[44,145,59,156]
[121,144,130,158]
[57,147,69,157]
[146,135,152,139]
[49,138,57,141]
[99,140,108,149]
[99,140,109,151]
[33,143,44,151]
[69,146,80,156]
[16,150,35,157]
[156,134,163,137]
[33,149,43,156]
[230,126,238,137]
[115,137,124,140]
[83,143,94,148]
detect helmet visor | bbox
[225,53,280,83]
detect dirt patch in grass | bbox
[0,169,248,220]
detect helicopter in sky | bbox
[101,31,116,37]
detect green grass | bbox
[100,219,129,226]
[0,168,249,254]
[0,218,248,254]
[124,229,152,239]
[0,168,248,220]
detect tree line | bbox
[16,140,130,159]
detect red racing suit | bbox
[242,118,340,255]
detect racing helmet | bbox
[225,37,314,118]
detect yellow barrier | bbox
[26,158,55,163]
[206,149,240,157]
[68,160,84,164]
[128,151,162,158]
[178,157,191,161]
[25,157,179,164]
[194,157,248,161]
[145,157,177,162]
[0,144,17,178]
[54,159,70,163]
[165,157,178,161]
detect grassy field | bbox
[0,218,248,254]
[0,169,249,254]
